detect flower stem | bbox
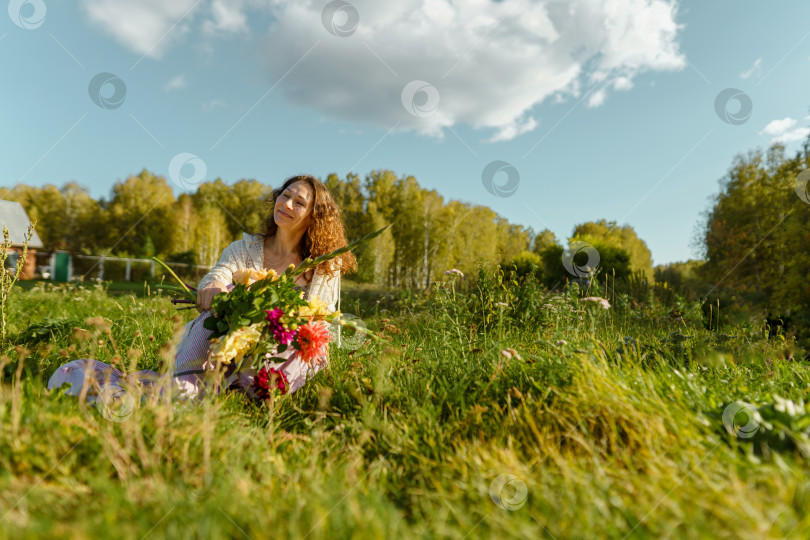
[152,257,195,300]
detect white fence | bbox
[72,255,211,282]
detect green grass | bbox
[1,276,810,539]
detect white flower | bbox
[581,297,611,309]
[500,348,522,360]
[444,269,464,277]
[555,340,568,346]
[495,302,508,308]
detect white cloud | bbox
[613,76,634,91]
[202,98,229,112]
[488,115,538,142]
[203,0,249,34]
[587,88,607,108]
[740,57,762,80]
[80,0,687,141]
[80,0,264,59]
[80,0,200,60]
[761,117,797,137]
[164,74,187,92]
[774,128,810,144]
[259,0,686,141]
[760,117,810,144]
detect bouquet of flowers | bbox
[154,225,390,398]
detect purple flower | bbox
[265,307,296,345]
[266,307,284,323]
[272,325,297,345]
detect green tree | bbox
[193,178,271,240]
[572,219,653,279]
[193,204,230,267]
[702,142,810,314]
[532,229,558,253]
[510,250,543,279]
[103,169,176,257]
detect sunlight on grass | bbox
[1,272,809,539]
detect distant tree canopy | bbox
[1,170,273,268]
[571,219,653,280]
[516,221,650,290]
[654,259,705,300]
[1,169,541,287]
[700,142,810,316]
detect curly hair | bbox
[262,175,358,280]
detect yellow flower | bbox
[251,268,278,282]
[232,268,255,286]
[209,323,264,365]
[297,295,334,319]
[233,268,279,286]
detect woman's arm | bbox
[197,241,242,293]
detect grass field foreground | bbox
[1,274,810,539]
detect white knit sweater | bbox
[198,233,342,313]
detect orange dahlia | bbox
[296,318,331,366]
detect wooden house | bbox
[1,200,44,279]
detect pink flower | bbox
[266,307,297,345]
[251,366,289,399]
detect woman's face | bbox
[274,180,314,233]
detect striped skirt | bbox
[47,310,328,407]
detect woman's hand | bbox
[197,280,229,312]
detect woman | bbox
[48,175,357,406]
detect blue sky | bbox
[2,0,809,265]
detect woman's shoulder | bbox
[221,233,260,248]
[311,265,341,290]
[241,232,264,245]
[217,233,264,267]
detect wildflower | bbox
[444,269,464,277]
[555,340,568,346]
[265,308,296,345]
[72,328,92,341]
[581,297,611,309]
[209,322,264,365]
[297,295,334,319]
[495,302,508,308]
[500,348,522,360]
[85,316,112,330]
[296,319,332,366]
[251,366,289,399]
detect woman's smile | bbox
[273,180,314,231]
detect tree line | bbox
[655,139,810,346]
[1,169,656,288]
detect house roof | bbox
[0,200,44,248]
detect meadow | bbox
[1,270,810,539]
